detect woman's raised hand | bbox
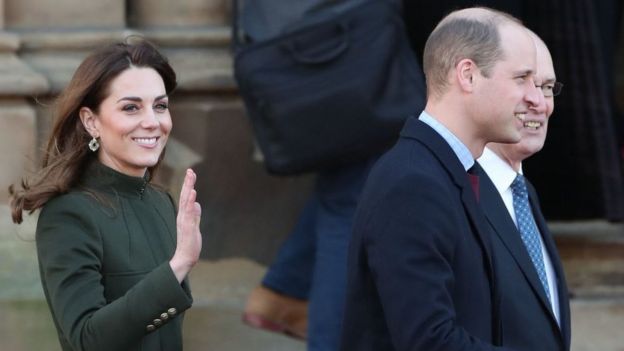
[169,169,203,283]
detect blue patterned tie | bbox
[510,174,551,301]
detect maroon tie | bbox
[467,164,479,201]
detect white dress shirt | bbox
[478,147,561,325]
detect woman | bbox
[9,38,202,351]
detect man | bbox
[477,33,571,350]
[340,7,540,351]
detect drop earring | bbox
[88,137,100,152]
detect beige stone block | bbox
[22,47,235,95]
[142,27,230,48]
[165,47,235,92]
[18,30,143,93]
[31,96,55,162]
[19,29,234,94]
[20,51,91,94]
[0,0,4,29]
[0,53,49,95]
[0,31,19,52]
[128,0,230,28]
[157,137,203,204]
[0,204,41,300]
[18,29,140,51]
[0,100,37,203]
[18,25,230,51]
[5,0,125,29]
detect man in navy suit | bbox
[477,33,571,350]
[340,7,541,351]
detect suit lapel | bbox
[479,166,569,347]
[401,118,495,282]
[526,181,571,349]
[479,171,554,309]
[401,117,503,343]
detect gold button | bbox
[167,307,177,316]
[146,324,155,332]
[160,313,169,320]
[153,318,162,326]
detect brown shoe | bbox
[242,285,308,340]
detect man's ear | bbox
[79,107,98,137]
[455,58,478,93]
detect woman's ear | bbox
[455,58,477,93]
[79,107,98,137]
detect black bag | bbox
[233,0,426,175]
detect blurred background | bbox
[0,1,623,350]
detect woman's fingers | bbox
[171,169,202,282]
[178,169,196,213]
[177,169,201,233]
[193,202,202,226]
[181,170,195,202]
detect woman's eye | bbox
[122,104,139,112]
[154,102,169,111]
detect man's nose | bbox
[525,81,542,107]
[529,86,548,114]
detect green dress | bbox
[36,161,193,351]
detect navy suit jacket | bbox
[478,167,571,350]
[340,116,513,351]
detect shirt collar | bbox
[419,111,474,171]
[477,147,523,193]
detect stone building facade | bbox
[0,2,623,350]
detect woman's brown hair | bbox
[9,37,177,224]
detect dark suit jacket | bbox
[340,116,513,351]
[478,167,571,350]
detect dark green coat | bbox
[36,161,193,351]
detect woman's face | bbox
[86,67,172,177]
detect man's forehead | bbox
[535,41,555,80]
[500,23,534,47]
[499,25,536,68]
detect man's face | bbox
[489,38,555,163]
[472,24,541,145]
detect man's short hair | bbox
[422,8,522,98]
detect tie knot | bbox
[510,174,528,197]
[467,162,479,175]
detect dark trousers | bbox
[262,159,375,351]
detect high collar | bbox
[80,161,149,198]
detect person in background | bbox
[238,1,383,350]
[340,7,540,350]
[477,32,571,350]
[8,38,202,351]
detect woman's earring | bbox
[88,137,100,152]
